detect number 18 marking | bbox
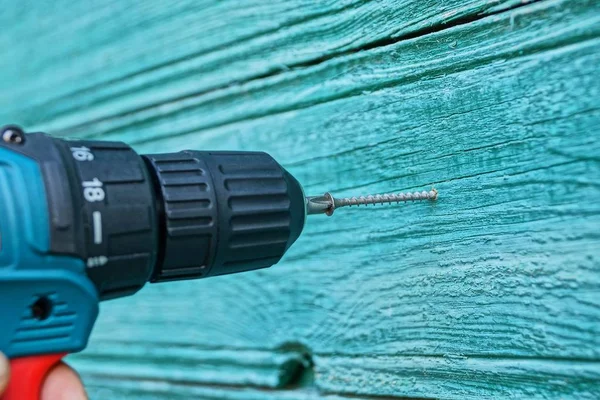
[83,178,105,202]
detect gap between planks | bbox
[75,338,600,363]
[84,374,428,400]
[34,0,365,114]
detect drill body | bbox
[0,129,306,388]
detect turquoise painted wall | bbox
[1,0,599,398]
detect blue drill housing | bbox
[0,146,98,358]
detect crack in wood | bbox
[31,0,365,118]
[50,0,546,139]
[68,1,600,148]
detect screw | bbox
[306,188,437,216]
[2,125,25,145]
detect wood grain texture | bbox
[82,377,386,400]
[1,0,599,398]
[1,0,529,133]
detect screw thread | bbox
[335,189,437,208]
[305,188,437,216]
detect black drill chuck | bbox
[144,150,306,282]
[7,130,305,301]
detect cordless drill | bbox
[0,126,437,399]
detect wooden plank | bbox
[1,0,599,398]
[316,355,600,399]
[71,343,310,389]
[0,0,529,132]
[68,0,599,149]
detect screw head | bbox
[324,192,336,216]
[2,125,25,144]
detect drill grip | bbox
[1,353,66,400]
